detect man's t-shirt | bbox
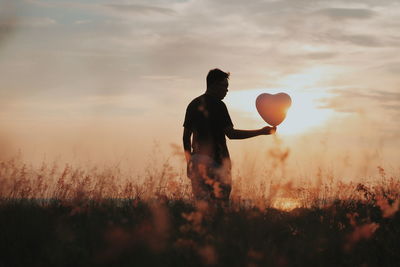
[183,93,234,165]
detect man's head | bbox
[206,68,230,100]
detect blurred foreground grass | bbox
[0,156,399,266]
[1,196,400,267]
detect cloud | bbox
[74,19,91,25]
[319,88,400,114]
[2,0,400,108]
[314,8,376,20]
[381,62,400,74]
[19,17,56,27]
[0,1,18,47]
[1,0,399,169]
[105,4,176,16]
[0,20,16,46]
[315,30,384,47]
[369,89,400,102]
[337,34,383,47]
[24,0,94,9]
[26,0,176,17]
[382,103,400,111]
[299,52,337,60]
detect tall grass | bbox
[0,148,399,266]
[1,150,399,208]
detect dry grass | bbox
[0,151,399,208]
[0,150,399,267]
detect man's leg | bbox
[188,155,232,204]
[212,160,232,204]
[188,155,214,201]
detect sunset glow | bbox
[226,87,335,135]
[0,0,398,179]
[1,1,400,266]
[272,197,303,211]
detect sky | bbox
[0,0,399,181]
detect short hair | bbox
[206,68,230,88]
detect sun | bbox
[225,88,334,135]
[225,68,336,135]
[272,197,302,211]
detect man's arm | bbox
[225,126,276,140]
[183,127,192,163]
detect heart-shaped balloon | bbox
[256,93,292,126]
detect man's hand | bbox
[261,126,276,135]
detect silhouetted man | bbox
[183,68,275,203]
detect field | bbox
[1,155,399,267]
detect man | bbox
[183,68,276,203]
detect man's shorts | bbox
[187,154,232,201]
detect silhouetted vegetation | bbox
[0,156,399,266]
[1,197,400,267]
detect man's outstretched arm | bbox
[182,127,192,163]
[225,126,276,140]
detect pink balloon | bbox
[256,93,292,126]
